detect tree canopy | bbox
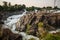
[0,1,60,12]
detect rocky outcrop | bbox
[16,11,60,31]
[17,11,43,31]
[1,11,60,40]
[3,11,40,40]
[0,28,23,40]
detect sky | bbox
[0,0,60,8]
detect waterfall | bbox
[35,9,38,13]
[3,10,39,40]
[4,10,27,30]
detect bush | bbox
[38,22,44,28]
[26,24,31,34]
[43,34,60,40]
[29,38,35,40]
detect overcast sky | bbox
[0,0,60,8]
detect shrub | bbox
[43,33,60,40]
[26,24,31,34]
[29,38,35,40]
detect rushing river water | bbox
[3,10,60,40]
[3,10,39,40]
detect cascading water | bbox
[3,10,39,40]
[4,10,27,30]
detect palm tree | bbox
[3,1,8,11]
[3,1,8,6]
[8,2,11,7]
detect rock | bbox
[0,28,23,40]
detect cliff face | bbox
[16,11,60,32]
[1,11,60,40]
[0,28,23,40]
[16,11,43,31]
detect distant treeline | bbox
[0,1,60,12]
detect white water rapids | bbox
[3,10,39,40]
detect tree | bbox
[22,4,26,9]
[3,1,8,6]
[0,5,3,11]
[18,5,22,11]
[31,6,35,11]
[43,7,46,9]
[21,4,26,11]
[17,4,26,11]
[54,6,58,10]
[14,4,18,11]
[8,2,11,7]
[9,6,15,11]
[46,6,52,10]
[46,6,52,13]
[36,7,41,10]
[3,1,8,11]
[26,6,35,11]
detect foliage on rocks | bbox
[26,24,31,34]
[29,38,35,40]
[43,33,60,40]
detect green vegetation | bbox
[0,1,26,12]
[38,22,44,28]
[0,1,60,12]
[43,33,60,40]
[26,6,41,11]
[37,22,60,40]
[38,22,47,39]
[26,24,31,34]
[0,1,41,12]
[54,6,59,10]
[29,38,35,40]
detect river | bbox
[3,10,39,40]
